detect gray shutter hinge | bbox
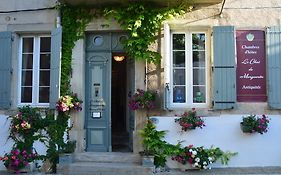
[11,36,14,42]
[212,101,214,107]
[10,68,13,75]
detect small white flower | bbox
[192,151,197,155]
[209,167,212,170]
[203,161,207,165]
[189,149,193,152]
[203,166,207,169]
[192,164,196,167]
[195,157,200,162]
[208,157,213,161]
[194,162,199,167]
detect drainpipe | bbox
[219,0,226,16]
[56,2,61,28]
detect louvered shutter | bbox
[49,27,62,109]
[0,32,12,109]
[213,26,236,109]
[267,26,281,109]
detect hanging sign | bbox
[236,30,267,102]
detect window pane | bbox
[173,86,186,103]
[22,54,33,69]
[193,51,205,67]
[173,69,185,85]
[21,71,33,86]
[40,37,51,52]
[23,38,33,53]
[173,34,185,50]
[173,51,185,67]
[193,86,206,103]
[40,70,50,86]
[192,34,205,50]
[21,87,32,103]
[193,68,205,85]
[39,87,49,103]
[40,54,50,69]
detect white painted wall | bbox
[0,115,47,171]
[152,115,281,168]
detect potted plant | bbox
[240,114,269,134]
[59,141,76,165]
[175,108,205,131]
[139,119,167,167]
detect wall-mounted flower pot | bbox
[240,122,254,133]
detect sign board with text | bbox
[236,30,267,102]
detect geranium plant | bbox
[128,89,156,111]
[56,93,83,112]
[172,145,237,169]
[0,148,39,173]
[175,109,205,131]
[240,114,269,134]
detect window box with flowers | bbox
[175,109,205,131]
[240,115,269,134]
[171,145,237,170]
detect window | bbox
[170,31,208,108]
[19,36,51,106]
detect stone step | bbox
[57,162,154,175]
[74,152,141,164]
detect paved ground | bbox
[1,167,281,175]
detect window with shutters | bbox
[169,31,209,108]
[18,35,51,106]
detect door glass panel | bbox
[173,86,186,103]
[173,51,185,67]
[40,37,51,52]
[39,87,49,103]
[193,68,205,85]
[21,87,32,103]
[173,69,185,85]
[21,71,32,86]
[23,38,33,53]
[173,34,185,50]
[22,54,33,69]
[192,33,205,50]
[193,51,205,67]
[193,86,206,103]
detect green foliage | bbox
[59,3,187,95]
[172,145,237,169]
[140,119,182,167]
[60,5,96,95]
[8,106,44,150]
[104,3,186,63]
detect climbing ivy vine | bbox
[60,5,96,95]
[104,3,186,63]
[59,3,188,94]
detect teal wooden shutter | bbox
[267,26,281,109]
[0,32,12,109]
[213,26,236,109]
[49,27,62,109]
